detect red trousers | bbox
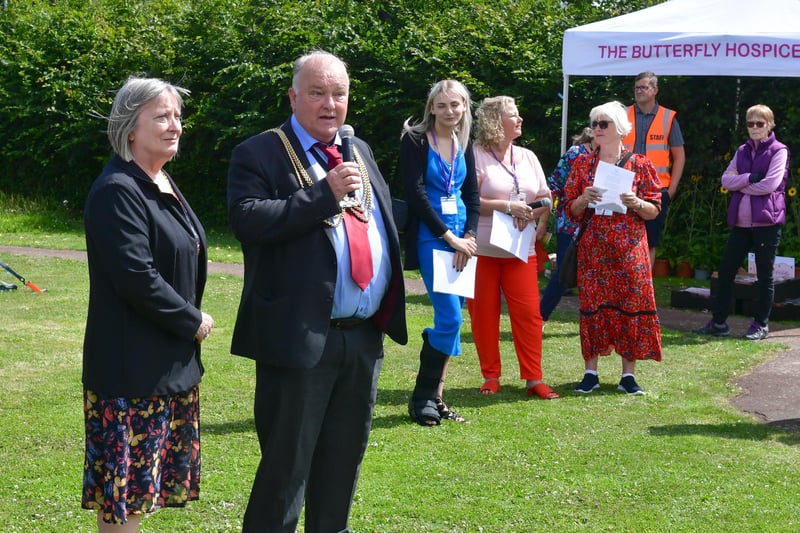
[467,254,543,381]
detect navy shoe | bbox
[693,320,730,337]
[575,373,600,394]
[744,322,769,341]
[617,375,645,395]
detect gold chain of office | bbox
[267,128,373,226]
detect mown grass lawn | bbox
[2,197,799,531]
[1,251,799,532]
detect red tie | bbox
[315,143,373,290]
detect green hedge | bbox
[3,0,800,265]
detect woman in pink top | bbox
[467,96,557,398]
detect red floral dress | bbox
[564,151,663,361]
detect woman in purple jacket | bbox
[695,104,789,341]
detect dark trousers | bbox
[242,322,384,533]
[539,230,573,321]
[645,188,671,248]
[713,225,781,326]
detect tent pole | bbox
[560,74,570,154]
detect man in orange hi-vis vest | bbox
[622,71,686,267]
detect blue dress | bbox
[417,147,469,356]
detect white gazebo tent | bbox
[560,0,800,151]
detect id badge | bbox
[441,196,457,215]
[510,192,526,203]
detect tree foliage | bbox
[2,0,800,263]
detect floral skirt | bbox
[82,386,201,525]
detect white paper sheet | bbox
[748,253,796,279]
[488,211,536,262]
[589,160,635,214]
[684,287,711,297]
[432,249,477,298]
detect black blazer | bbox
[83,155,207,398]
[227,120,408,368]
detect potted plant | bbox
[655,235,680,277]
[675,257,694,278]
[652,257,670,277]
[689,239,712,280]
[779,183,800,277]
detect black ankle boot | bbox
[408,334,447,426]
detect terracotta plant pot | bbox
[675,260,694,278]
[652,258,670,278]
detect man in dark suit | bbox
[227,50,407,533]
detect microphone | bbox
[527,198,552,210]
[339,125,356,199]
[339,124,354,162]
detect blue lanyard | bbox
[431,130,455,196]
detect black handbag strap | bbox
[574,151,634,244]
[573,211,593,245]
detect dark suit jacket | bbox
[227,120,407,368]
[83,155,207,398]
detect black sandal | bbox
[435,397,466,423]
[408,397,441,426]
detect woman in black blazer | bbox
[81,76,213,532]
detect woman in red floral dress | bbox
[564,101,662,395]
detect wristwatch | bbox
[505,201,511,215]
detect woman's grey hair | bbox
[589,101,631,138]
[402,79,473,149]
[107,76,189,162]
[474,95,515,149]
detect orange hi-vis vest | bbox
[622,105,676,188]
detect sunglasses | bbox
[591,120,612,130]
[747,120,766,128]
[634,85,652,92]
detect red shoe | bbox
[479,378,500,395]
[527,382,559,399]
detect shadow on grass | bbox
[649,421,800,445]
[192,398,800,445]
[660,330,717,348]
[542,330,581,340]
[372,381,629,429]
[204,418,255,435]
[404,293,433,306]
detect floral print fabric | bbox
[82,386,201,524]
[565,152,663,361]
[547,143,591,236]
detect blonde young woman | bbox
[467,95,557,398]
[400,80,480,426]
